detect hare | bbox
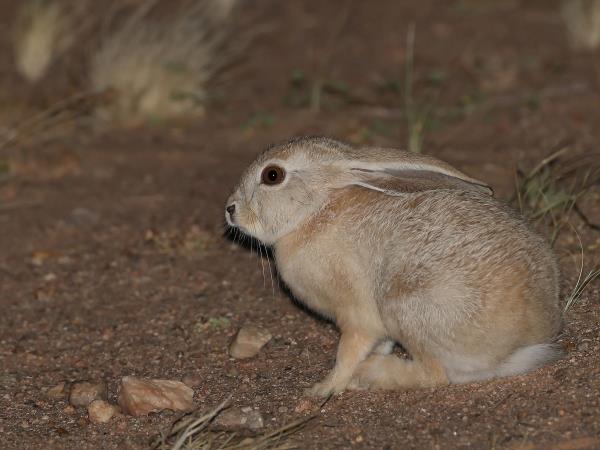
[225,136,563,396]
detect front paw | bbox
[304,378,345,397]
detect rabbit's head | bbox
[225,137,492,245]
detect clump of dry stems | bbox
[13,0,93,83]
[91,0,238,123]
[513,147,600,244]
[562,0,600,50]
[513,147,600,311]
[2,0,241,153]
[151,398,315,450]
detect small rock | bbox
[63,405,76,414]
[577,341,590,352]
[0,373,18,388]
[69,381,107,407]
[77,417,88,428]
[55,427,69,436]
[294,399,312,413]
[58,255,73,265]
[182,373,202,388]
[277,406,288,413]
[43,273,57,282]
[88,400,119,424]
[226,367,239,378]
[118,376,194,416]
[229,326,272,359]
[31,251,50,266]
[46,382,68,400]
[213,407,264,431]
[70,208,100,226]
[553,368,568,382]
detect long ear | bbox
[336,155,493,196]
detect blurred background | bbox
[2,0,599,258]
[1,1,599,449]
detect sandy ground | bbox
[1,1,599,449]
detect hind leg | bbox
[348,354,448,390]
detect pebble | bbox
[577,341,590,352]
[182,373,202,388]
[229,326,272,359]
[30,251,50,266]
[43,273,57,282]
[213,407,264,431]
[226,368,239,378]
[69,381,107,407]
[88,400,120,424]
[118,376,194,416]
[0,373,18,388]
[46,382,68,400]
[70,207,100,226]
[294,399,312,413]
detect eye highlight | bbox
[261,165,286,185]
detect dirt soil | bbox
[1,1,600,449]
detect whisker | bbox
[263,243,276,299]
[257,239,266,288]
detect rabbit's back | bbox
[333,187,561,374]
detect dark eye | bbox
[261,165,286,185]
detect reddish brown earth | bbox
[1,1,599,449]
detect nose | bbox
[226,204,236,216]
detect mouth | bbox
[224,202,260,240]
[225,212,251,236]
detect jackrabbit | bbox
[225,136,563,396]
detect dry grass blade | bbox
[512,149,600,243]
[169,397,231,450]
[0,89,105,153]
[151,398,316,450]
[564,227,600,312]
[309,0,353,113]
[402,22,437,154]
[0,200,41,213]
[565,267,600,312]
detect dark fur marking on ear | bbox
[350,167,493,196]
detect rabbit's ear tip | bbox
[474,183,494,196]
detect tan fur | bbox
[226,137,563,396]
